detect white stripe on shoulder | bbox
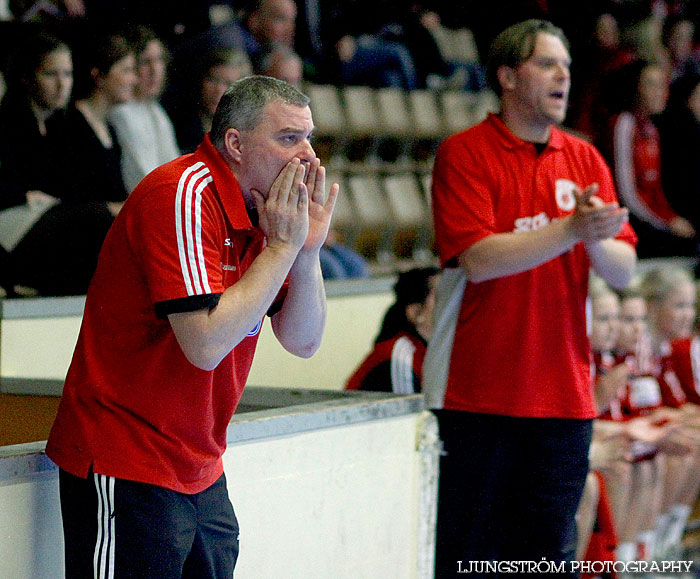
[390,336,417,394]
[175,162,212,296]
[612,112,667,229]
[193,175,214,294]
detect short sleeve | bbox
[432,136,497,266]
[126,173,226,313]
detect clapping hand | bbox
[571,183,628,244]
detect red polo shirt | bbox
[432,114,637,419]
[47,136,275,493]
[666,336,700,406]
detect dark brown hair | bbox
[487,19,569,95]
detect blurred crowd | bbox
[4,0,700,297]
[587,265,700,563]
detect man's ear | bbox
[224,128,243,163]
[497,66,516,92]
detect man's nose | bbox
[298,139,315,161]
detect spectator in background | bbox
[640,267,700,560]
[11,30,137,295]
[327,2,418,90]
[317,228,368,280]
[661,15,700,85]
[293,0,418,89]
[109,25,180,193]
[257,45,303,87]
[240,0,297,67]
[164,48,252,153]
[56,30,136,212]
[568,11,635,141]
[0,31,72,295]
[346,266,438,393]
[373,3,453,89]
[604,59,696,257]
[0,31,70,216]
[660,71,700,233]
[609,286,670,562]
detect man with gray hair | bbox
[427,20,637,575]
[47,75,338,578]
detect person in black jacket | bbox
[7,30,138,295]
[660,71,700,234]
[0,31,73,295]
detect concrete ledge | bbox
[0,388,425,482]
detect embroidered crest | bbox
[555,179,577,211]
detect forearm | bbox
[169,243,299,370]
[586,239,636,289]
[458,216,579,283]
[271,248,326,358]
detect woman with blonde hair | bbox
[639,266,700,558]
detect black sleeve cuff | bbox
[155,293,222,319]
[266,299,284,318]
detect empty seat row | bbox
[327,169,435,261]
[306,84,500,142]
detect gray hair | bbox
[486,19,569,96]
[210,75,310,150]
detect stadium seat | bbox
[382,173,429,227]
[347,172,395,259]
[440,90,476,134]
[343,86,381,138]
[305,83,345,136]
[376,87,412,138]
[408,90,444,139]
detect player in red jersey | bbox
[582,279,626,565]
[345,267,439,394]
[604,288,668,561]
[641,267,700,558]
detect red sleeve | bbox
[127,179,226,306]
[670,337,700,405]
[431,135,497,267]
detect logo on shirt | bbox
[248,319,263,337]
[513,212,551,233]
[555,179,577,211]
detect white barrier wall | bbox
[248,291,393,389]
[226,413,437,579]
[0,280,395,391]
[0,407,438,579]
